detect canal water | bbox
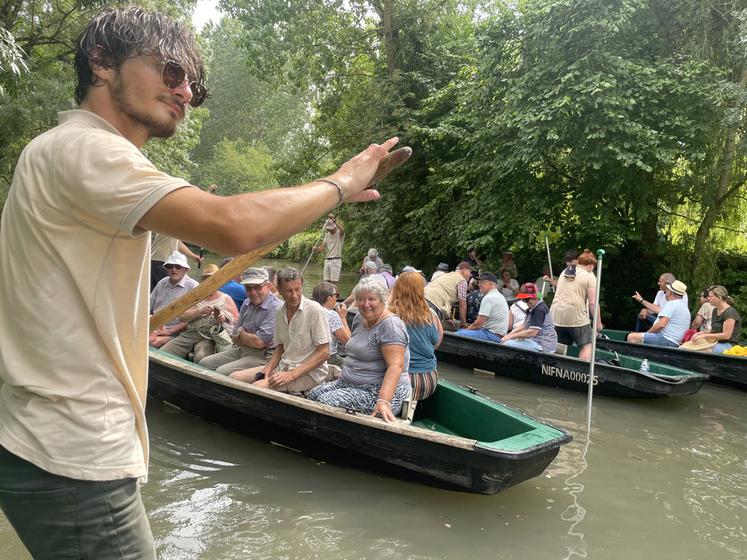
[1,260,745,559]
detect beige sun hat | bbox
[679,338,717,351]
[667,280,687,297]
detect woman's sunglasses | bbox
[160,60,208,108]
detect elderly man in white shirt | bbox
[231,268,330,393]
[149,250,199,347]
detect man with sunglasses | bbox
[0,7,409,559]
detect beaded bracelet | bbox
[315,178,344,207]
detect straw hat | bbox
[667,280,687,297]
[679,338,717,351]
[200,263,219,277]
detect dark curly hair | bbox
[74,7,207,105]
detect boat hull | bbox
[436,332,708,398]
[598,330,745,390]
[147,351,571,494]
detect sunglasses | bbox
[159,60,208,108]
[164,264,184,270]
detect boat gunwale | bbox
[442,331,710,385]
[149,349,571,459]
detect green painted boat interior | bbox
[412,380,567,453]
[602,329,629,341]
[565,346,702,378]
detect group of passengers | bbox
[628,272,742,355]
[149,254,443,422]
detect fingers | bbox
[369,147,412,186]
[346,189,381,203]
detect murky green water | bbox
[2,260,745,559]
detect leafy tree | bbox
[193,138,278,195]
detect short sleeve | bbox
[54,129,190,236]
[527,305,547,330]
[373,316,409,348]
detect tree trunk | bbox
[382,0,397,75]
[692,65,747,283]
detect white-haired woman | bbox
[308,276,411,422]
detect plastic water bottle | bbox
[639,359,650,374]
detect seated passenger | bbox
[198,267,282,375]
[691,287,715,332]
[359,248,383,273]
[160,264,239,363]
[627,280,690,347]
[632,272,688,332]
[500,251,518,278]
[379,263,396,290]
[687,285,742,354]
[508,286,530,333]
[465,278,483,324]
[501,283,557,353]
[308,276,411,422]
[496,268,519,300]
[231,268,330,393]
[149,250,199,348]
[388,271,444,400]
[455,272,509,342]
[312,281,351,367]
[218,257,248,310]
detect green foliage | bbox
[193,138,278,194]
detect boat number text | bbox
[541,364,598,385]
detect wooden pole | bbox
[149,242,280,331]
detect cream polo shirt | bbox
[0,110,189,481]
[274,296,330,384]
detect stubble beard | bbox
[111,74,179,139]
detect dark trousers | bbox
[0,445,155,559]
[634,312,657,332]
[150,260,167,292]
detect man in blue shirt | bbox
[627,280,690,347]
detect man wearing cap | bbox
[379,263,396,289]
[424,261,474,326]
[455,272,509,342]
[149,250,200,347]
[632,272,688,332]
[627,280,690,347]
[198,268,283,375]
[313,214,345,286]
[230,268,330,393]
[501,283,558,353]
[431,262,449,281]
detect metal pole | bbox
[301,225,327,275]
[585,249,605,434]
[545,235,555,290]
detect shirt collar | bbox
[58,110,127,140]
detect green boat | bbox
[148,349,572,494]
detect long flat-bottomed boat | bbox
[598,329,746,390]
[435,332,709,398]
[147,349,572,495]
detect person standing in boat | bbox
[149,250,199,347]
[688,286,742,354]
[313,213,345,288]
[199,267,282,375]
[0,7,407,558]
[550,249,601,361]
[501,283,558,353]
[626,280,690,348]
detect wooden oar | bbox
[149,145,412,332]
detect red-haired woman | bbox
[388,271,444,400]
